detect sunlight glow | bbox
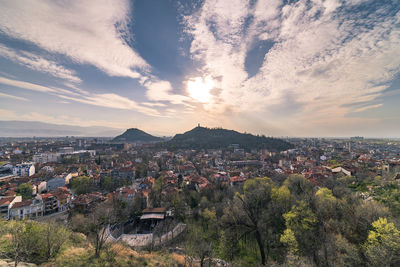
[186,76,214,103]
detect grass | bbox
[40,243,186,267]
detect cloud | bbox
[0,108,127,129]
[184,0,400,133]
[144,79,191,105]
[353,103,383,113]
[0,44,82,83]
[0,76,160,116]
[0,0,148,79]
[59,93,160,116]
[0,92,28,101]
[0,76,59,93]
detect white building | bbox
[33,153,61,164]
[9,195,44,220]
[0,196,21,219]
[12,162,35,177]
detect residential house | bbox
[12,162,35,177]
[46,177,65,191]
[40,193,59,215]
[9,195,44,220]
[0,196,21,219]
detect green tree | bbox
[42,222,69,261]
[282,200,318,263]
[185,223,213,267]
[70,176,93,195]
[364,217,400,266]
[17,183,32,200]
[222,177,275,265]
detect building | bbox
[12,162,35,177]
[46,177,65,191]
[9,195,44,220]
[0,196,22,219]
[59,147,74,154]
[33,152,61,164]
[40,193,59,215]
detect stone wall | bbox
[108,223,186,248]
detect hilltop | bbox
[164,126,293,151]
[113,128,163,143]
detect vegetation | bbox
[163,126,293,151]
[17,183,33,200]
[3,173,400,266]
[70,176,94,195]
[0,219,184,267]
[113,128,162,143]
[180,174,400,266]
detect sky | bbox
[0,0,399,137]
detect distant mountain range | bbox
[163,126,293,151]
[112,128,163,142]
[0,121,122,137]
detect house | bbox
[72,192,105,212]
[111,167,135,182]
[33,152,61,164]
[331,167,351,176]
[0,196,21,219]
[37,181,47,193]
[40,193,59,215]
[46,177,65,191]
[230,176,247,186]
[12,162,35,177]
[9,195,44,220]
[139,207,167,233]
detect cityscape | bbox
[0,0,400,266]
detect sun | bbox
[186,76,214,103]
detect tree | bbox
[0,220,26,267]
[222,177,274,265]
[364,217,400,266]
[185,223,213,267]
[17,183,32,200]
[282,200,318,263]
[283,175,315,202]
[70,202,115,257]
[0,220,69,266]
[102,176,114,192]
[42,222,69,261]
[70,176,93,195]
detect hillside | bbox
[164,126,293,151]
[113,128,163,143]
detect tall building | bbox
[12,162,35,177]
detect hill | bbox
[113,128,163,143]
[0,121,121,137]
[164,126,293,151]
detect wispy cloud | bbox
[0,44,82,84]
[0,0,148,79]
[0,108,127,129]
[0,76,59,93]
[353,103,383,113]
[58,93,160,116]
[0,76,161,117]
[0,92,28,101]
